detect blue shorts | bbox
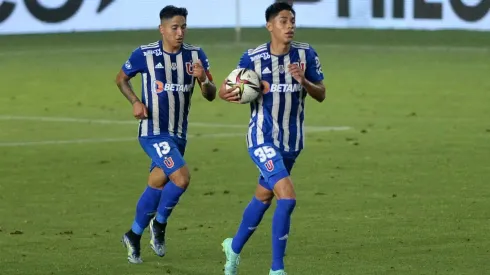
[139,135,187,176]
[248,143,300,190]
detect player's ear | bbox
[266,21,273,32]
[158,24,164,35]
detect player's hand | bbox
[288,64,306,85]
[192,59,207,82]
[132,101,148,119]
[222,85,241,104]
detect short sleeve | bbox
[198,48,211,71]
[304,47,324,83]
[236,50,253,70]
[122,47,146,78]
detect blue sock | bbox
[271,199,296,271]
[131,185,162,235]
[155,182,186,224]
[231,197,271,254]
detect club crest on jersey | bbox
[292,62,306,71]
[278,65,285,74]
[164,157,174,169]
[185,62,193,75]
[171,63,177,71]
[265,160,274,172]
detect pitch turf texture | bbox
[0,28,489,275]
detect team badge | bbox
[164,157,175,168]
[185,62,193,75]
[265,160,274,172]
[292,62,305,71]
[278,65,285,74]
[125,60,132,69]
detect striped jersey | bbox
[237,42,324,152]
[122,40,211,139]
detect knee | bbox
[273,177,296,200]
[255,184,274,204]
[149,181,165,189]
[172,172,190,189]
[149,177,168,189]
[255,193,273,204]
[148,169,167,189]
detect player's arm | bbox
[299,78,326,103]
[290,47,326,102]
[194,50,216,102]
[194,65,216,102]
[115,70,140,105]
[288,64,325,102]
[198,73,216,102]
[115,49,148,119]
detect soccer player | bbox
[115,5,216,264]
[218,2,325,275]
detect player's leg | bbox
[122,136,187,261]
[123,165,168,263]
[269,177,295,274]
[222,144,287,274]
[231,181,273,253]
[155,165,189,224]
[269,154,299,274]
[130,166,167,234]
[148,137,189,257]
[222,183,273,275]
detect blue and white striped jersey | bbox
[237,42,324,152]
[122,40,210,139]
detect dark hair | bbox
[265,2,295,22]
[159,5,188,21]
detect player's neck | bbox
[269,41,290,56]
[162,40,181,54]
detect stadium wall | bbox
[0,0,489,35]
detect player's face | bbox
[267,10,295,44]
[159,15,187,48]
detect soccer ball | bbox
[225,68,262,104]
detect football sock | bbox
[152,218,167,233]
[231,196,271,254]
[271,199,296,271]
[126,228,142,242]
[155,182,186,224]
[131,185,162,235]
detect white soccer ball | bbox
[225,68,262,104]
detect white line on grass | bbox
[0,43,488,57]
[0,115,352,132]
[0,133,245,147]
[0,137,136,147]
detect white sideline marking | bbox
[0,115,352,132]
[0,137,136,147]
[0,133,244,147]
[0,115,351,147]
[0,43,488,57]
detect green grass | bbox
[0,28,489,275]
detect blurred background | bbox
[0,1,489,274]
